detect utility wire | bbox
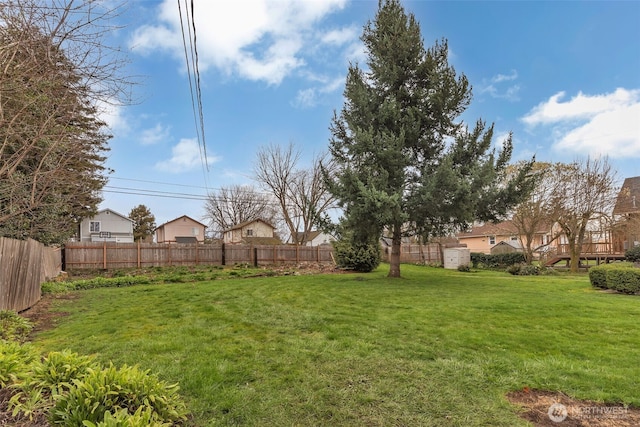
[177,0,209,179]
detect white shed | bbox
[443,248,471,269]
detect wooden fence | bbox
[63,242,443,270]
[63,242,335,270]
[382,243,442,264]
[0,237,62,312]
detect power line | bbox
[107,176,280,199]
[177,0,209,183]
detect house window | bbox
[192,227,199,236]
[489,235,496,245]
[90,221,101,233]
[246,229,253,236]
[510,236,518,242]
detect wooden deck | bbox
[545,253,626,268]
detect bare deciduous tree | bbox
[547,157,618,272]
[509,162,561,263]
[202,184,279,238]
[253,143,337,244]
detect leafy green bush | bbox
[84,407,171,427]
[505,264,521,275]
[50,364,187,425]
[625,245,640,262]
[457,264,471,272]
[0,343,188,425]
[333,240,381,272]
[518,264,540,276]
[0,341,39,387]
[27,350,98,395]
[471,252,526,269]
[0,310,34,342]
[9,350,99,419]
[589,263,640,293]
[606,268,640,294]
[589,265,609,288]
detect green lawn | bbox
[33,265,640,426]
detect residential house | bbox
[612,176,640,251]
[223,219,280,244]
[78,208,134,243]
[155,215,206,244]
[291,230,335,246]
[456,220,553,255]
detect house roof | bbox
[492,240,523,250]
[456,219,551,239]
[155,215,206,230]
[94,208,134,223]
[613,176,640,215]
[293,230,323,243]
[224,218,275,232]
[456,221,518,238]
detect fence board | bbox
[0,237,60,312]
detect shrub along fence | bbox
[63,242,336,270]
[0,237,62,311]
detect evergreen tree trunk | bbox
[389,225,402,278]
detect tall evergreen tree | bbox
[129,205,156,242]
[327,0,534,277]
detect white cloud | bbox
[140,123,170,146]
[155,138,220,173]
[293,88,318,109]
[321,26,359,46]
[130,0,349,85]
[292,76,345,109]
[478,70,520,102]
[521,88,640,159]
[491,70,518,83]
[522,88,640,125]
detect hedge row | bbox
[470,252,526,269]
[589,262,640,294]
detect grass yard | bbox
[32,265,640,426]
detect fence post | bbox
[103,241,107,270]
[221,243,226,266]
[253,247,258,267]
[296,244,299,263]
[195,243,199,265]
[317,245,320,262]
[273,245,276,264]
[137,240,141,269]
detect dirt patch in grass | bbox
[508,388,640,426]
[20,293,76,337]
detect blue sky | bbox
[100,0,640,227]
